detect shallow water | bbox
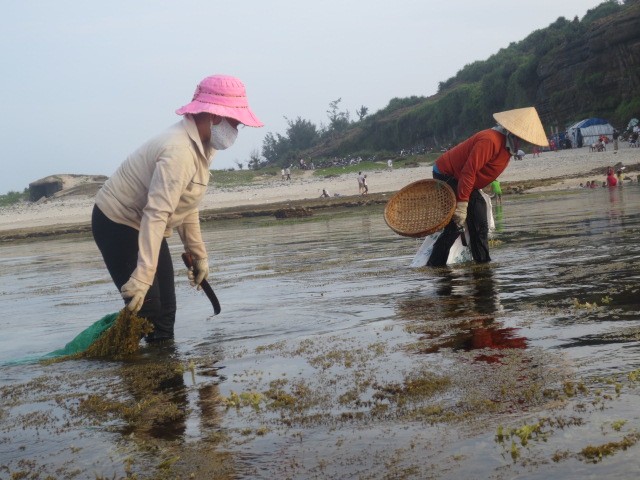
[2,186,640,478]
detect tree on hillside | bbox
[261,131,290,164]
[583,0,624,24]
[326,98,351,135]
[285,116,319,151]
[356,105,369,121]
[261,117,318,165]
[248,148,264,170]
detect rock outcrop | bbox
[28,174,107,201]
[537,3,640,126]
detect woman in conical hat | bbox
[426,107,547,266]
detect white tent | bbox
[567,118,614,148]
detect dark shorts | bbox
[91,205,176,340]
[427,173,491,267]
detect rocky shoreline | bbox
[0,192,392,242]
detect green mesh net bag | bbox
[43,312,119,359]
[45,309,154,360]
[41,309,154,362]
[3,310,152,366]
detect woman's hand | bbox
[187,257,210,290]
[121,276,151,313]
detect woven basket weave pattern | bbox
[384,179,456,237]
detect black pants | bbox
[91,205,176,340]
[427,173,491,267]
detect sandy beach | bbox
[1,146,638,236]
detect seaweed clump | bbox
[579,432,640,463]
[78,309,153,358]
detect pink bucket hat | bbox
[176,75,263,127]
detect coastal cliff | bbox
[537,2,640,126]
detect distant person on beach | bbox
[362,175,369,195]
[320,188,330,198]
[606,167,618,187]
[490,180,502,205]
[612,128,619,153]
[387,159,393,171]
[91,74,262,342]
[281,168,286,180]
[285,166,291,181]
[357,171,365,194]
[425,107,548,267]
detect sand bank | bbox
[0,146,638,239]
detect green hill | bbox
[258,0,640,167]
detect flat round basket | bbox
[384,179,456,237]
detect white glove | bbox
[121,276,151,313]
[452,201,468,229]
[187,257,209,290]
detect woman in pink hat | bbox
[92,75,262,342]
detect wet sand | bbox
[0,146,637,241]
[3,187,640,478]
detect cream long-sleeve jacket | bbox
[95,116,212,285]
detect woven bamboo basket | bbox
[384,179,456,237]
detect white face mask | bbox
[210,118,238,150]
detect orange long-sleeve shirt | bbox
[435,129,510,201]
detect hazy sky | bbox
[0,0,607,194]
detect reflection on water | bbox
[494,204,504,232]
[399,265,527,363]
[2,187,640,478]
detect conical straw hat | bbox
[493,107,548,147]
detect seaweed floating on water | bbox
[580,432,640,463]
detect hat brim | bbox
[176,101,264,128]
[493,107,548,147]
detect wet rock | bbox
[274,207,313,219]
